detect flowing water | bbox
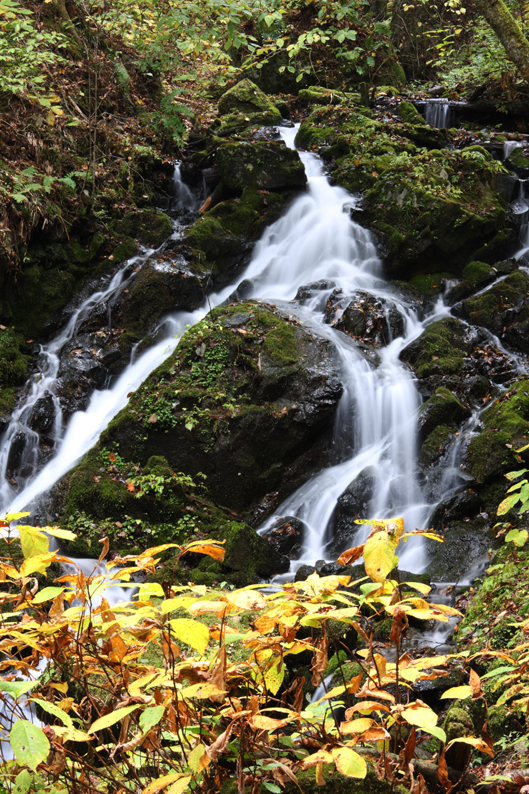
[2,127,465,581]
[424,99,452,129]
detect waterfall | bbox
[424,99,452,129]
[2,128,463,577]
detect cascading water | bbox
[2,127,467,583]
[424,99,452,129]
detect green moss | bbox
[216,140,306,192]
[410,272,452,296]
[398,101,423,124]
[420,424,453,466]
[217,78,280,117]
[112,236,138,263]
[117,210,173,248]
[462,260,495,287]
[0,328,30,388]
[401,318,467,380]
[462,270,529,334]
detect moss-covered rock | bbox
[217,79,281,121]
[216,140,306,192]
[294,104,507,278]
[184,187,289,287]
[455,270,529,354]
[0,327,30,389]
[59,301,342,518]
[398,101,424,124]
[117,210,173,248]
[461,260,495,288]
[466,379,529,483]
[505,144,529,177]
[418,387,470,443]
[401,318,468,381]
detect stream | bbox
[1,124,528,636]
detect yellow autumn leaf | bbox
[331,746,367,778]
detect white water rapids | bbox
[1,127,464,577]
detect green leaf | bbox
[88,704,141,735]
[10,721,50,770]
[32,698,73,728]
[440,685,473,700]
[481,666,517,680]
[13,770,32,794]
[169,618,210,655]
[0,680,38,698]
[139,705,165,732]
[32,586,66,604]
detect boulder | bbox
[184,187,290,287]
[505,145,529,177]
[216,141,306,192]
[217,79,281,121]
[63,301,343,515]
[262,515,306,558]
[418,387,470,443]
[465,379,529,483]
[55,342,108,415]
[454,269,529,354]
[117,210,173,248]
[325,289,405,347]
[29,391,57,436]
[324,467,377,558]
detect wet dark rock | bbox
[328,290,405,347]
[56,343,108,415]
[262,515,306,557]
[295,280,336,304]
[315,559,342,576]
[429,488,481,531]
[114,258,205,347]
[426,516,496,580]
[338,466,377,517]
[251,126,281,142]
[493,172,518,203]
[6,431,28,474]
[216,140,306,192]
[324,467,377,559]
[29,391,56,435]
[99,343,123,368]
[295,564,317,582]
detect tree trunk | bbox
[473,0,529,83]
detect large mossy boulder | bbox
[64,301,342,515]
[117,210,173,248]
[466,379,529,483]
[217,78,281,122]
[184,187,290,287]
[216,141,306,192]
[221,763,408,794]
[454,270,529,354]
